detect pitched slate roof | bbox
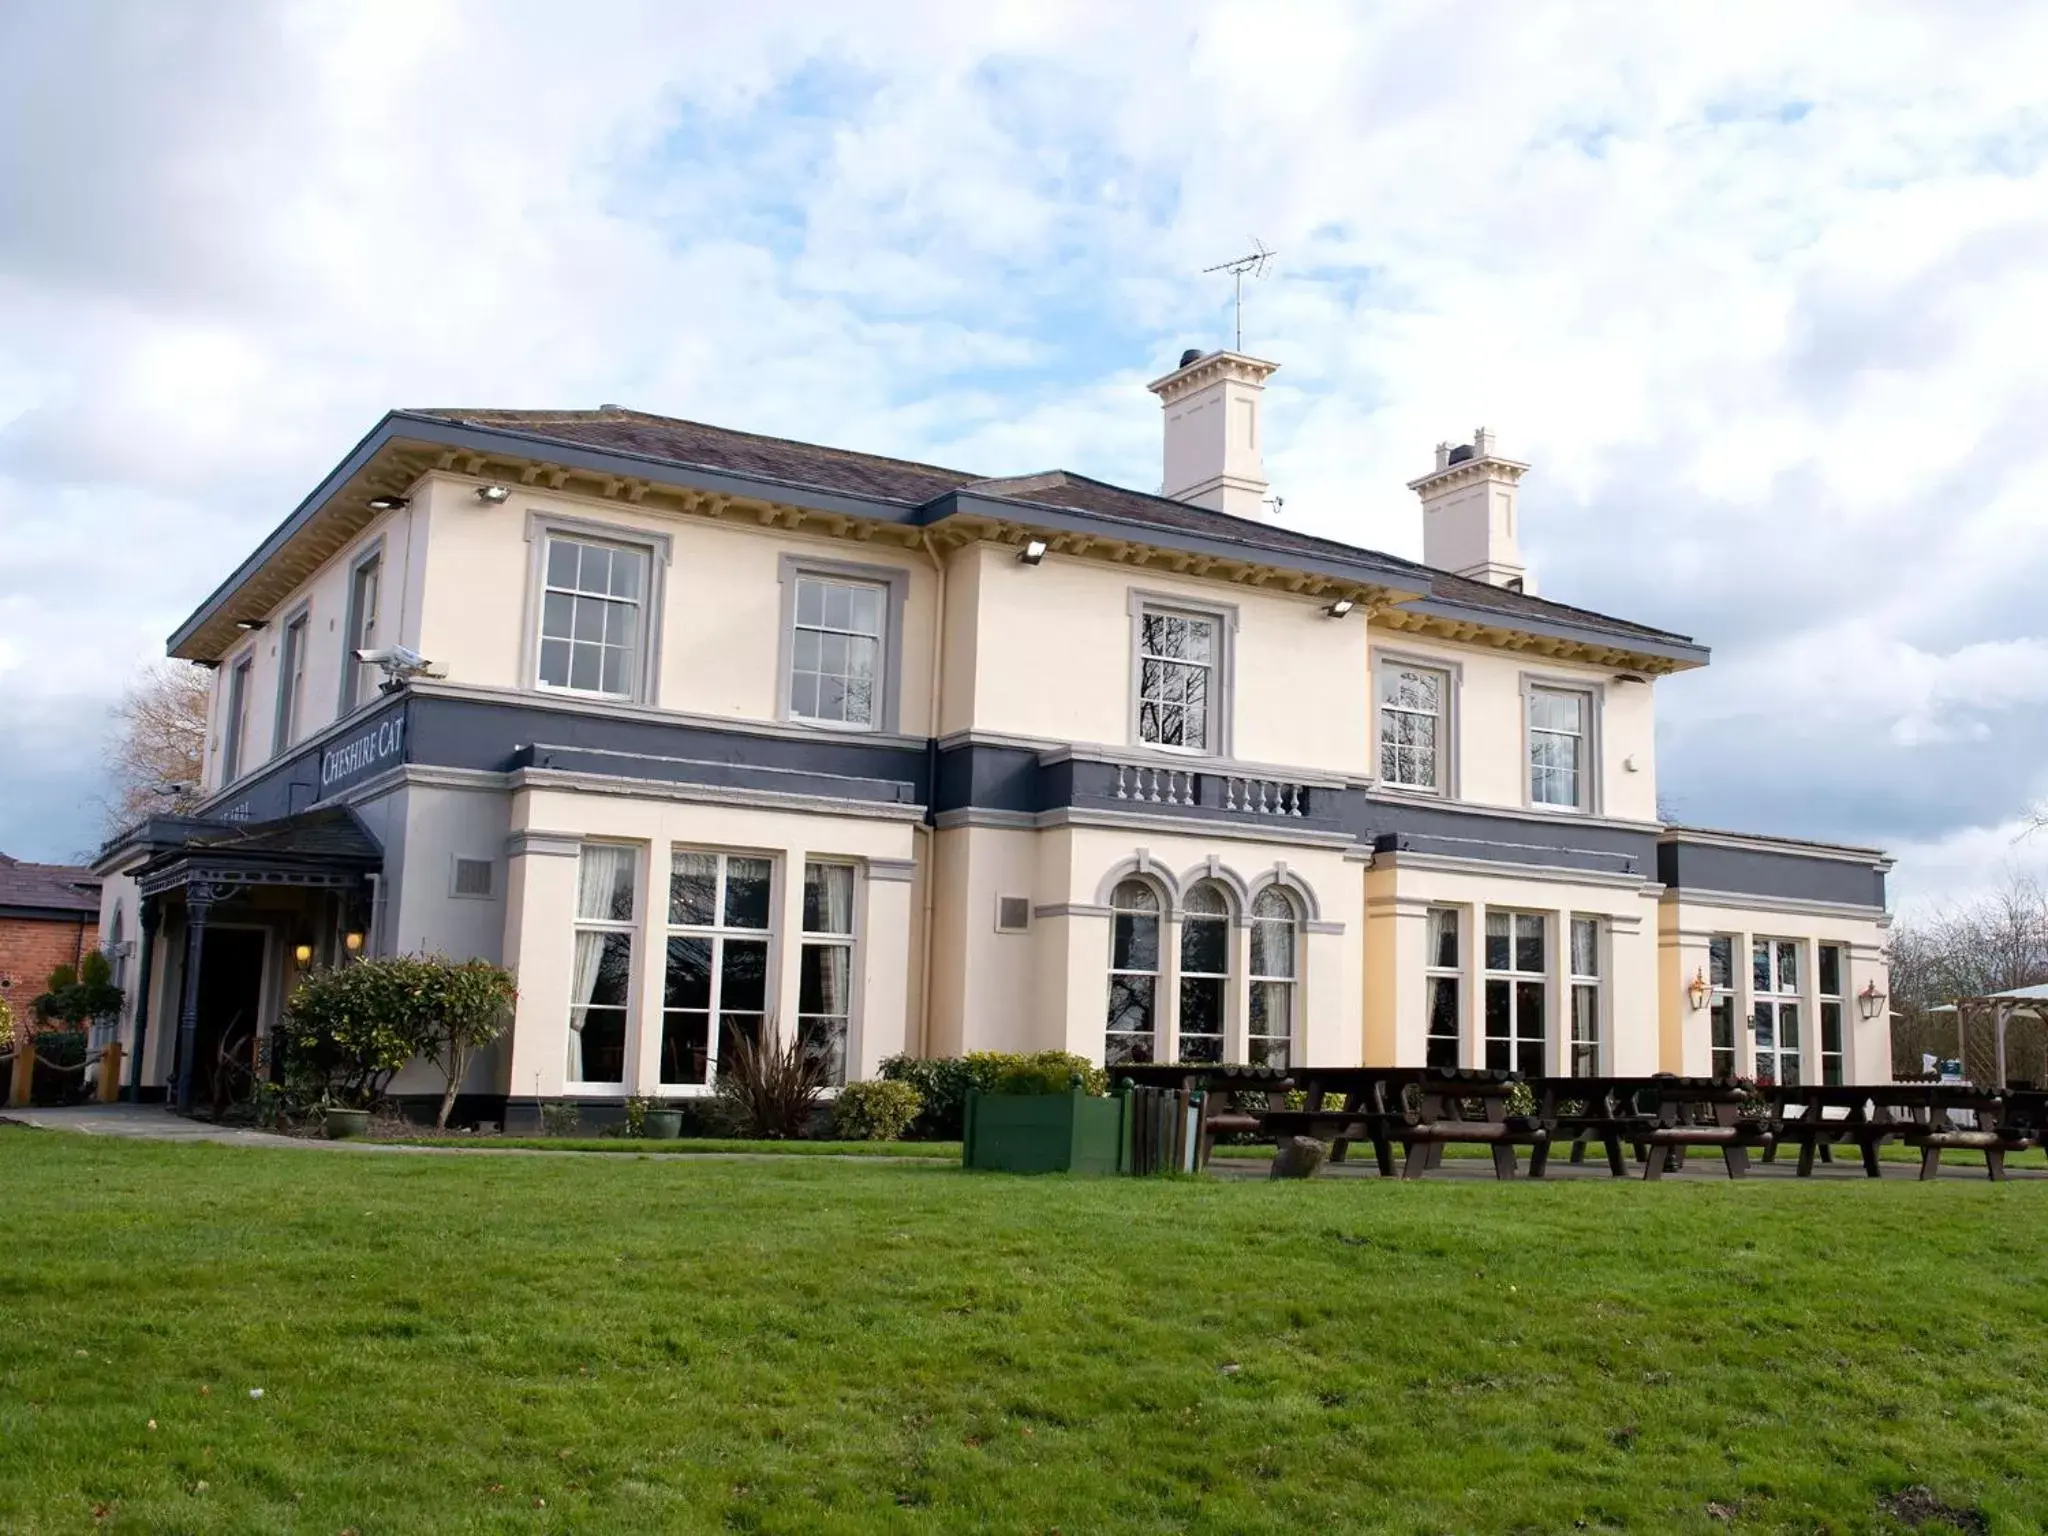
[416,407,1697,652]
[0,854,101,917]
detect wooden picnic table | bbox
[1530,1075,1770,1180]
[1258,1067,1542,1180]
[1766,1082,2032,1180]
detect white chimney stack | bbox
[1407,426,1533,593]
[1146,349,1280,519]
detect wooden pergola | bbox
[1931,983,2048,1089]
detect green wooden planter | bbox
[642,1109,683,1140]
[962,1088,1127,1174]
[323,1107,370,1140]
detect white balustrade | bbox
[1224,776,1311,817]
[1112,763,1196,806]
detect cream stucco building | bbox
[94,350,1892,1124]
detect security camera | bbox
[353,645,440,688]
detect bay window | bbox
[1484,911,1547,1076]
[1708,935,1738,1078]
[1568,916,1601,1076]
[1425,907,1462,1070]
[662,851,772,1085]
[1752,938,1802,1086]
[799,862,856,1084]
[1818,943,1846,1086]
[569,845,638,1085]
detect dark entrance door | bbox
[195,928,267,1113]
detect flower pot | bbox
[323,1107,371,1140]
[643,1109,684,1140]
[962,1088,1127,1174]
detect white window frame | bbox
[661,849,778,1091]
[1374,651,1458,796]
[521,512,671,706]
[220,651,254,785]
[1128,590,1236,758]
[1818,942,1846,1087]
[1521,675,1602,814]
[1106,878,1164,1066]
[338,540,385,716]
[272,603,311,758]
[1568,915,1602,1077]
[797,860,859,1087]
[1247,886,1299,1071]
[776,555,909,735]
[1707,933,1739,1079]
[1483,909,1549,1076]
[1425,906,1463,1071]
[1752,936,1804,1086]
[568,843,640,1090]
[1176,882,1232,1065]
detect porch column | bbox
[125,897,161,1102]
[173,884,220,1114]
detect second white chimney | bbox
[1146,348,1280,519]
[1408,426,1534,592]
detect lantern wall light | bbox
[1686,968,1709,1011]
[1858,980,1887,1020]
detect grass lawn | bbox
[3,1130,2043,1534]
[384,1135,961,1159]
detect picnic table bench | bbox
[1529,1075,1772,1179]
[1112,1062,1294,1166]
[1764,1082,2032,1180]
[1258,1067,1545,1180]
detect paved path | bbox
[0,1105,956,1164]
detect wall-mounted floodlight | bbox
[1325,597,1356,618]
[1019,539,1049,565]
[367,495,409,511]
[235,618,268,632]
[475,484,511,504]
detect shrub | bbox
[32,951,123,1029]
[832,1079,923,1141]
[878,1052,1108,1137]
[714,1030,828,1139]
[283,954,515,1121]
[539,1102,582,1137]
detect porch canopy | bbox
[126,807,383,1112]
[1929,984,2048,1089]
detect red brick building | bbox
[0,854,102,1022]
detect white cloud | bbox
[2,0,2046,913]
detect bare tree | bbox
[102,661,210,835]
[1885,871,2048,1075]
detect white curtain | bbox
[577,845,634,922]
[813,863,854,935]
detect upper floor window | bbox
[539,535,647,699]
[1527,684,1593,811]
[221,655,253,783]
[274,610,309,755]
[788,576,883,728]
[341,550,382,713]
[1135,603,1226,754]
[1379,663,1449,792]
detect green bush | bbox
[714,1031,828,1139]
[539,1103,581,1137]
[32,950,123,1029]
[878,1052,1108,1138]
[283,954,514,1120]
[832,1079,923,1141]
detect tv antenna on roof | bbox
[1202,238,1275,352]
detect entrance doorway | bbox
[195,928,268,1113]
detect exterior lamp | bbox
[1858,980,1887,1021]
[293,942,313,967]
[1686,969,1710,1011]
[1019,538,1048,565]
[235,618,268,631]
[367,494,409,511]
[344,930,365,954]
[475,484,511,504]
[1325,597,1356,619]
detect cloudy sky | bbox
[3,0,2045,911]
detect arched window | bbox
[1106,879,1161,1065]
[1249,888,1298,1069]
[1178,882,1230,1063]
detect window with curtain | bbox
[342,554,381,711]
[1249,888,1297,1069]
[799,861,856,1084]
[539,535,647,698]
[1569,916,1601,1076]
[1527,686,1589,809]
[663,850,774,1086]
[1379,665,1448,791]
[275,611,309,754]
[1708,935,1737,1078]
[1177,882,1230,1063]
[1484,910,1547,1076]
[1106,879,1161,1065]
[570,845,637,1085]
[1818,943,1845,1086]
[1425,907,1461,1070]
